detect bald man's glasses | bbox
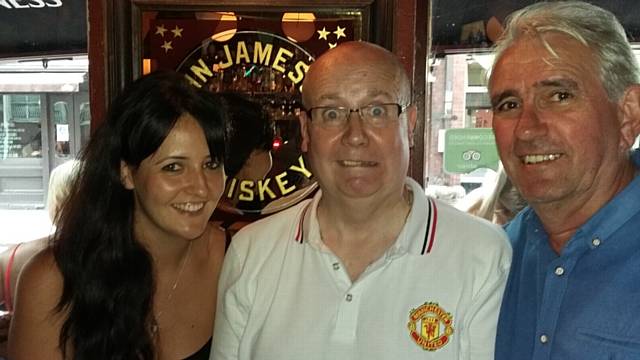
[306,103,408,129]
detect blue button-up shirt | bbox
[495,150,640,360]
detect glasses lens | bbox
[312,107,347,127]
[310,104,401,128]
[362,104,399,126]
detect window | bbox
[0,94,43,159]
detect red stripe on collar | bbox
[295,203,312,243]
[421,197,438,255]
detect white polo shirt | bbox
[212,178,511,360]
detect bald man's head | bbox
[302,41,411,108]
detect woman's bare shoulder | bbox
[9,248,65,360]
[0,238,49,273]
[14,248,63,314]
[11,238,49,274]
[206,222,226,249]
[202,223,226,269]
[19,238,49,254]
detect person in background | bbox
[456,165,526,225]
[9,71,228,360]
[489,2,640,359]
[213,92,274,222]
[212,93,318,239]
[0,159,80,358]
[212,41,511,360]
[220,93,274,188]
[45,160,81,226]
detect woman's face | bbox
[121,114,225,243]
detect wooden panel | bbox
[394,0,428,185]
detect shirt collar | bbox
[390,178,438,256]
[521,152,640,252]
[296,178,436,256]
[577,161,640,249]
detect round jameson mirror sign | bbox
[175,31,318,215]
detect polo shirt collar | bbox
[296,178,437,257]
[390,178,438,256]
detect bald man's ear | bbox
[405,105,417,147]
[299,110,311,152]
[619,85,640,151]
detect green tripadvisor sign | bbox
[443,128,499,174]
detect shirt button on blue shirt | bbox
[592,238,601,247]
[554,266,565,276]
[540,334,549,344]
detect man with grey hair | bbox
[489,1,640,359]
[212,41,511,360]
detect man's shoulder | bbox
[503,207,536,246]
[231,200,310,248]
[423,196,512,285]
[632,148,640,166]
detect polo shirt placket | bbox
[314,230,400,354]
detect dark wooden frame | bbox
[88,0,428,184]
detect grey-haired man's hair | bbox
[491,1,640,101]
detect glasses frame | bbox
[305,103,409,128]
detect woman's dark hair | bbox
[218,93,274,178]
[52,71,226,360]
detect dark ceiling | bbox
[1,0,639,59]
[432,0,640,52]
[0,0,86,58]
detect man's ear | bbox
[299,110,311,153]
[120,160,135,190]
[405,104,417,147]
[619,84,640,150]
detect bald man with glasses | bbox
[211,41,511,360]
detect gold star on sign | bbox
[171,26,183,38]
[333,26,346,39]
[328,42,337,49]
[161,41,173,53]
[317,27,330,40]
[155,24,167,37]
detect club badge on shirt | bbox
[407,302,454,351]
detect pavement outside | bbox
[0,209,53,252]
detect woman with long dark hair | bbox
[9,71,227,360]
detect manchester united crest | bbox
[407,302,454,351]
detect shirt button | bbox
[346,294,353,302]
[592,238,601,247]
[554,266,565,276]
[540,334,549,344]
[332,262,340,270]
